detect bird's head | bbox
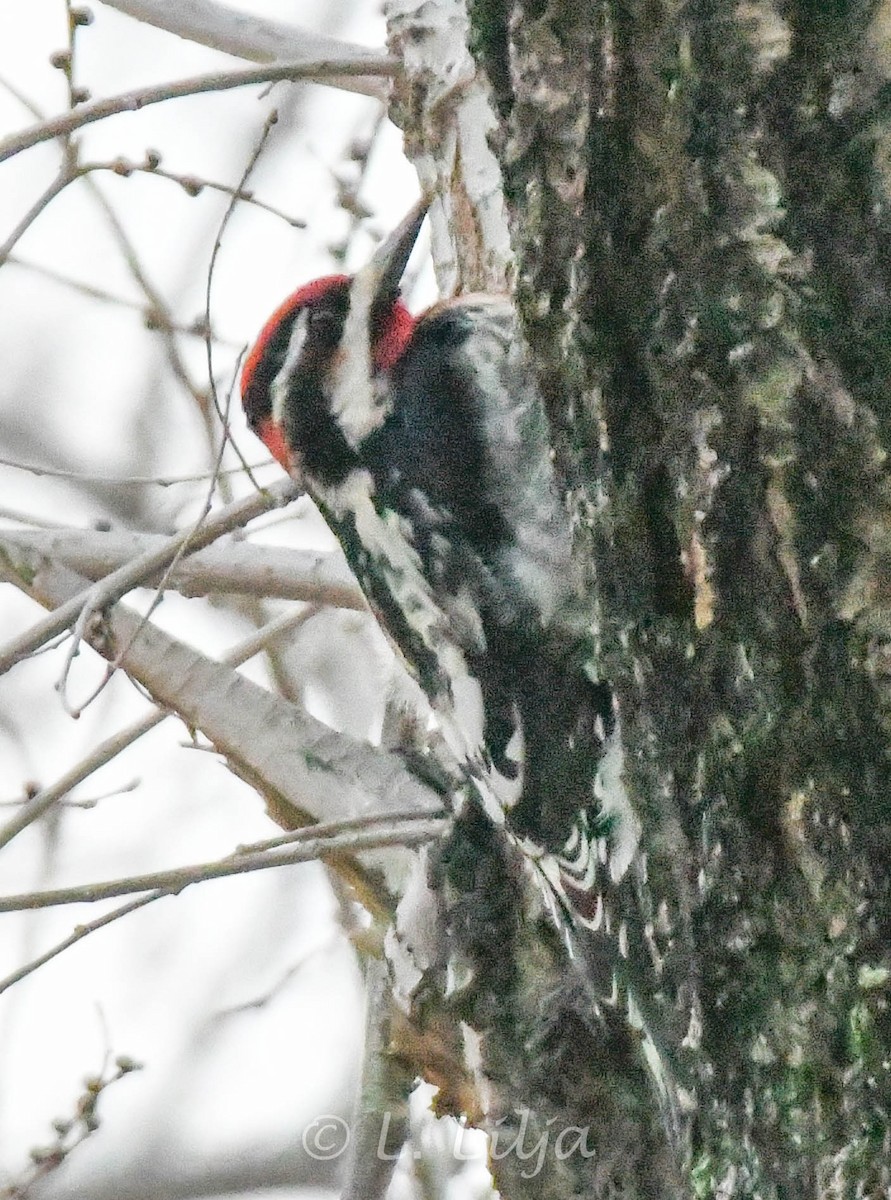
[241,201,428,477]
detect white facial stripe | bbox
[328,270,392,447]
[271,308,309,424]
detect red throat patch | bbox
[258,416,293,472]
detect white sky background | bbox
[0,3,484,1197]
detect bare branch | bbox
[202,107,278,494]
[0,479,298,675]
[87,113,281,716]
[0,506,78,529]
[0,809,444,995]
[0,57,398,164]
[0,72,44,121]
[342,958,412,1200]
[8,1055,143,1194]
[0,819,447,912]
[99,0,389,74]
[89,154,307,226]
[0,711,164,853]
[0,527,366,608]
[84,178,228,440]
[235,808,445,856]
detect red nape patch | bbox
[258,417,293,472]
[241,275,350,399]
[374,299,416,371]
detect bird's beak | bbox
[327,198,429,447]
[362,198,429,316]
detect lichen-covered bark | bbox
[427,799,683,1199]
[464,0,891,1195]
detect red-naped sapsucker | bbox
[240,204,683,1154]
[241,201,636,928]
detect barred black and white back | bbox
[242,198,632,961]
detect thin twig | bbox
[0,453,273,485]
[235,807,447,855]
[0,819,448,912]
[203,109,279,495]
[89,155,307,226]
[82,171,214,417]
[0,807,445,996]
[0,72,44,121]
[0,170,73,262]
[55,459,281,713]
[0,893,159,995]
[4,255,240,343]
[83,346,256,715]
[0,65,229,423]
[0,58,398,164]
[0,155,307,266]
[0,505,80,529]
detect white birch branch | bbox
[99,0,393,98]
[15,559,445,838]
[0,607,320,854]
[0,480,298,674]
[99,0,386,67]
[0,527,366,608]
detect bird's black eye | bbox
[308,306,340,331]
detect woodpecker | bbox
[241,202,616,866]
[240,211,680,1151]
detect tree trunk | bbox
[427,1,891,1194]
